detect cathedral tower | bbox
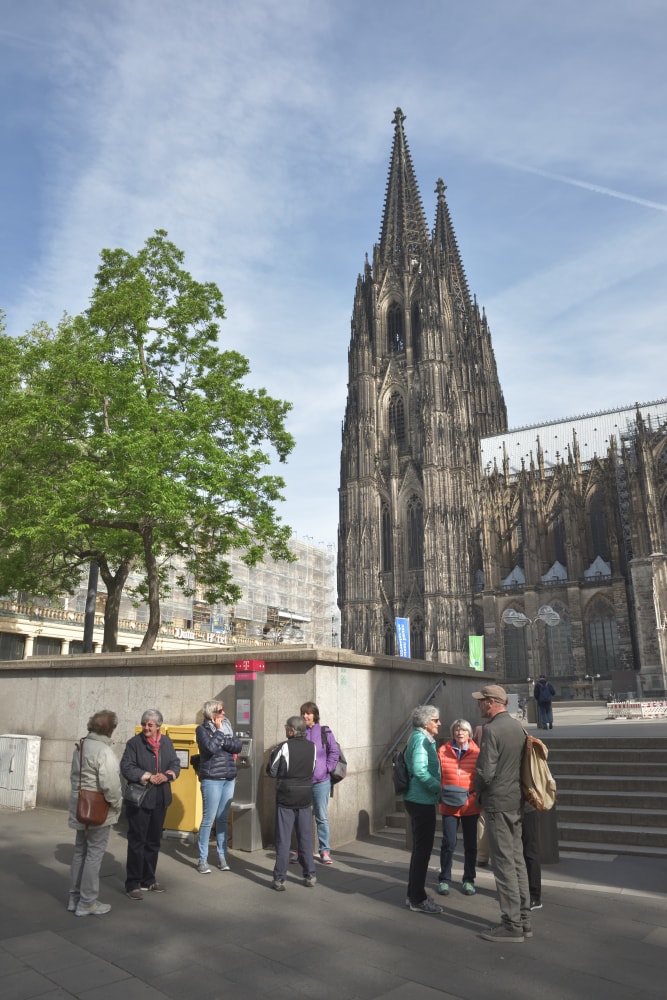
[338,109,507,661]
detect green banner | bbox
[469,635,484,671]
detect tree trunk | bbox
[98,555,134,652]
[139,525,161,651]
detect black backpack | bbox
[321,726,347,784]
[392,748,410,795]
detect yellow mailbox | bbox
[160,723,202,837]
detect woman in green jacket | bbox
[405,704,443,913]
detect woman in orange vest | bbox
[437,719,481,897]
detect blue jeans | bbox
[537,701,553,728]
[438,813,478,884]
[199,778,235,862]
[312,778,331,854]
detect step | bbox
[548,760,667,776]
[560,839,667,860]
[551,774,665,793]
[546,748,667,764]
[543,737,667,751]
[556,788,667,810]
[386,811,407,829]
[558,820,667,849]
[555,804,667,828]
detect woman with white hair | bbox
[437,718,481,897]
[404,704,443,914]
[120,709,180,899]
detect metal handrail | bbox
[377,676,447,775]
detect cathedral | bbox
[338,108,667,698]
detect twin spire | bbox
[378,107,471,311]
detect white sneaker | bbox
[75,900,111,917]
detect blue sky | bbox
[2,0,666,547]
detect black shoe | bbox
[530,898,542,910]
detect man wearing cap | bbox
[472,684,531,943]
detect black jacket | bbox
[267,736,315,808]
[120,732,181,811]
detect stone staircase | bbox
[544,736,667,858]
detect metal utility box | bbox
[232,659,265,851]
[0,734,41,810]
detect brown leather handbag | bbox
[75,738,109,826]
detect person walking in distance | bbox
[473,685,531,943]
[534,676,555,730]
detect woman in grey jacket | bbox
[68,709,122,917]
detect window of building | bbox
[411,302,421,362]
[410,615,425,660]
[384,619,394,655]
[503,619,528,679]
[381,502,392,572]
[32,636,62,657]
[388,392,406,446]
[587,598,620,674]
[387,302,405,353]
[548,501,567,567]
[0,632,25,660]
[545,608,572,677]
[588,489,610,563]
[407,495,424,570]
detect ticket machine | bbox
[232,659,265,850]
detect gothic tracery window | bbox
[503,615,528,679]
[586,597,620,674]
[411,302,421,362]
[407,494,424,570]
[387,302,405,353]
[588,489,610,563]
[381,502,392,572]
[545,606,572,677]
[548,500,567,567]
[410,615,425,660]
[388,392,406,446]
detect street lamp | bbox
[501,605,561,679]
[584,673,601,700]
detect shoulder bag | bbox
[75,738,110,826]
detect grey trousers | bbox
[70,825,111,905]
[485,809,530,931]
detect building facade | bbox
[0,535,338,658]
[338,108,667,697]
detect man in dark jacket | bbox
[534,676,556,730]
[267,716,316,891]
[473,685,530,943]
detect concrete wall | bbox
[0,646,491,849]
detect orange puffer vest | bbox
[438,739,482,817]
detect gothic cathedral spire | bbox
[338,109,507,661]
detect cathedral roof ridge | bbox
[378,107,430,267]
[487,397,667,439]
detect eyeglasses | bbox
[214,707,224,713]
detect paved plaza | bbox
[1,704,666,1000]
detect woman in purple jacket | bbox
[299,701,340,864]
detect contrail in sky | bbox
[502,162,667,213]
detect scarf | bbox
[145,732,161,770]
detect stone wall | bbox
[0,645,488,849]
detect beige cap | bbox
[471,684,508,703]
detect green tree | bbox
[0,233,294,651]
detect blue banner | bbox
[395,617,411,658]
